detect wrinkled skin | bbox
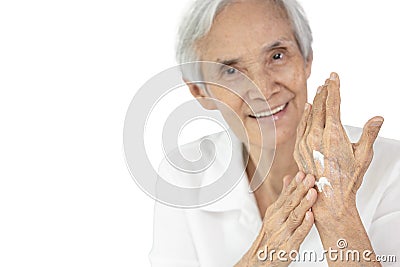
[294,73,383,225]
[236,73,384,267]
[292,73,384,267]
[235,172,317,267]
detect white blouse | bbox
[149,126,400,266]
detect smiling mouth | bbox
[249,103,288,118]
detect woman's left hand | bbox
[293,72,384,225]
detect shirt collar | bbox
[197,129,257,212]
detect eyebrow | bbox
[261,38,295,53]
[216,58,241,66]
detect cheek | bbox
[275,63,309,124]
[282,65,307,87]
[278,63,309,104]
[209,88,250,142]
[209,87,245,116]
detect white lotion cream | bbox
[315,177,332,193]
[312,150,325,171]
[312,150,333,195]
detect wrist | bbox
[313,197,358,230]
[315,207,362,242]
[315,209,379,266]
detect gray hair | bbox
[176,0,313,80]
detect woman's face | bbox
[193,0,312,149]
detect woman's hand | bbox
[236,171,317,267]
[294,72,383,223]
[293,72,383,266]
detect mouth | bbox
[249,103,288,119]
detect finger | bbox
[310,85,328,131]
[282,174,316,218]
[302,102,316,169]
[325,72,341,126]
[297,103,312,140]
[269,175,294,212]
[304,78,328,140]
[288,210,314,248]
[303,102,314,140]
[294,103,311,171]
[275,172,305,209]
[355,116,384,161]
[306,85,328,175]
[286,188,317,231]
[267,173,299,218]
[269,172,305,221]
[284,171,306,196]
[283,174,293,188]
[265,172,304,220]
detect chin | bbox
[275,126,297,149]
[241,117,298,150]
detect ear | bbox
[305,51,313,79]
[184,79,217,110]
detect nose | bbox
[246,70,280,101]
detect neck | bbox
[245,136,299,217]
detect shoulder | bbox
[157,129,237,188]
[158,130,230,174]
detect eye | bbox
[225,67,237,75]
[219,66,242,81]
[272,52,284,60]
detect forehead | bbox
[198,0,295,60]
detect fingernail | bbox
[306,189,313,201]
[330,72,337,80]
[304,103,309,110]
[371,118,384,127]
[296,172,304,183]
[317,86,322,94]
[305,211,311,221]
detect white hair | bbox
[176,0,313,80]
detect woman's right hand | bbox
[235,171,317,267]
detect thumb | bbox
[355,116,384,160]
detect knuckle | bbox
[299,196,312,212]
[285,197,295,209]
[282,187,292,198]
[290,210,302,225]
[284,193,301,211]
[295,179,308,192]
[286,213,303,231]
[286,178,297,192]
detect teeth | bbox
[251,103,287,118]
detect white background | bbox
[0,1,399,266]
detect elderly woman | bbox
[149,0,400,266]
